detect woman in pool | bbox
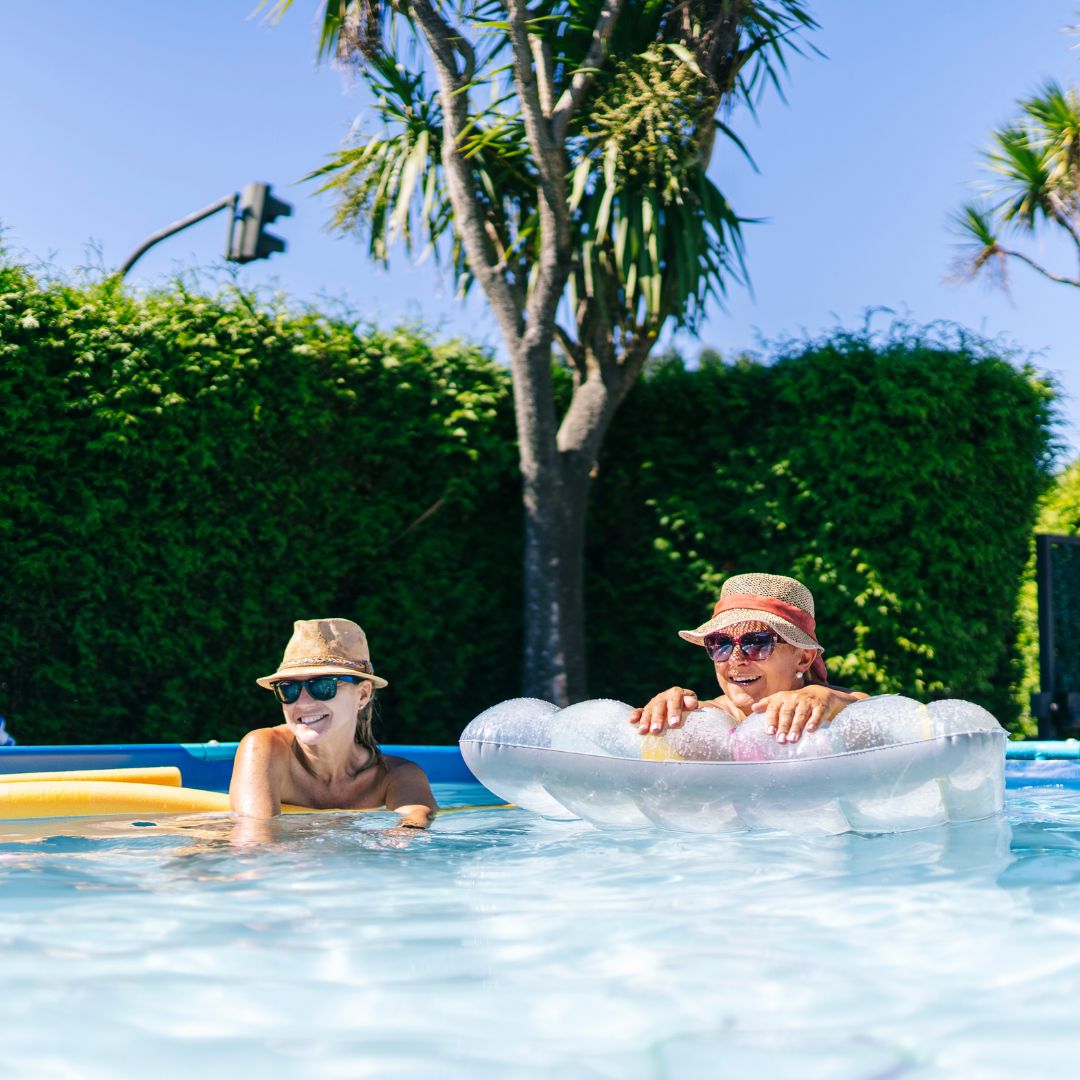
[629,573,867,744]
[230,618,436,827]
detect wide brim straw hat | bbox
[679,573,824,654]
[256,618,388,690]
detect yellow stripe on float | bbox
[916,703,934,740]
[640,735,684,762]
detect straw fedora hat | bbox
[256,618,388,690]
[679,573,824,654]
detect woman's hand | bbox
[629,688,742,734]
[384,760,437,828]
[393,804,434,829]
[751,685,868,743]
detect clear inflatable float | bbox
[459,695,1007,835]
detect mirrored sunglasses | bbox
[703,630,779,664]
[271,675,361,705]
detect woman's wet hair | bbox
[346,658,384,765]
[355,690,383,767]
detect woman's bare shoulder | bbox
[230,725,295,816]
[381,754,428,776]
[236,725,293,760]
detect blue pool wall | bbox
[2,741,1080,790]
[0,743,469,790]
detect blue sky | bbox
[3,1,1080,454]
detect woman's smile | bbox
[727,672,761,685]
[294,709,331,727]
[288,697,342,740]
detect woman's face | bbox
[280,676,372,748]
[710,620,815,715]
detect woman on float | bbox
[629,573,868,744]
[230,618,436,827]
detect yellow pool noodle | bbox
[0,771,515,821]
[0,766,183,787]
[0,780,232,819]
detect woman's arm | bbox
[384,758,438,829]
[229,729,286,818]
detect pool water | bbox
[2,783,1080,1078]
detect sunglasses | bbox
[703,630,779,664]
[270,675,361,704]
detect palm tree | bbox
[955,81,1080,289]
[266,0,815,704]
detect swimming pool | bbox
[1,777,1079,1078]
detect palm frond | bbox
[985,123,1054,229]
[1022,80,1080,189]
[949,203,1007,287]
[283,0,810,339]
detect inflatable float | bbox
[459,695,1008,835]
[0,765,505,821]
[0,766,253,819]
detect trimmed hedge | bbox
[1016,459,1080,735]
[0,263,522,745]
[585,331,1056,729]
[0,265,1058,742]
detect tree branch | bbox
[530,36,556,118]
[553,322,584,371]
[506,0,568,235]
[408,0,525,343]
[505,0,572,347]
[1000,245,1080,287]
[1046,191,1080,260]
[552,0,625,143]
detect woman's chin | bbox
[723,682,765,712]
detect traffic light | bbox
[228,182,292,263]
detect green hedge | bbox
[1016,460,1080,734]
[0,264,1058,743]
[585,331,1056,729]
[0,263,522,745]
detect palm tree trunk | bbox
[520,343,650,704]
[519,449,591,706]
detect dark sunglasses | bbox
[703,630,779,664]
[271,675,361,704]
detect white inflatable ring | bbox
[459,696,1007,835]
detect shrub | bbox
[0,263,521,744]
[0,264,1057,743]
[1016,459,1080,735]
[586,327,1057,729]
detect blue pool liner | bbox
[1,741,1080,790]
[0,743,471,790]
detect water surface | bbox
[1,784,1077,1078]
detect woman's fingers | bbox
[783,699,817,741]
[669,692,698,728]
[771,696,800,741]
[803,703,826,734]
[760,691,817,742]
[753,687,853,742]
[630,688,698,734]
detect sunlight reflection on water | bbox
[0,784,1078,1078]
